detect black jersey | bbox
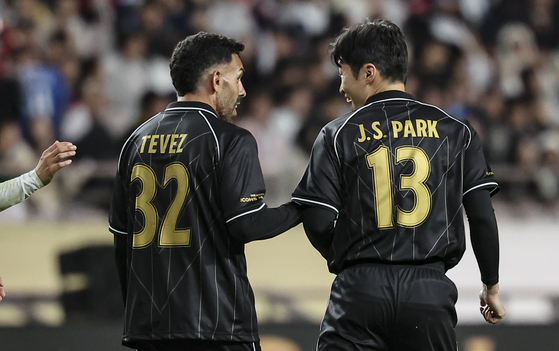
[109,101,267,345]
[293,91,498,274]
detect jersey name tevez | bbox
[109,101,266,345]
[293,91,498,274]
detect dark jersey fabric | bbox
[293,91,498,274]
[109,101,270,345]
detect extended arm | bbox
[0,170,43,212]
[300,206,336,259]
[463,189,505,324]
[0,141,76,212]
[227,202,302,243]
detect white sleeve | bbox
[0,170,45,212]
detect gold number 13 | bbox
[131,163,191,248]
[366,146,431,229]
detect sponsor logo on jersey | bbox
[240,193,264,202]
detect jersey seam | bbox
[109,225,127,235]
[463,182,499,196]
[291,196,339,213]
[225,203,266,223]
[166,106,218,119]
[198,111,220,161]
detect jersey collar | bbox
[165,101,218,117]
[365,90,414,105]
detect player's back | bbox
[112,101,262,344]
[324,91,495,273]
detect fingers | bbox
[53,142,77,156]
[45,142,77,162]
[56,150,77,161]
[35,141,77,185]
[479,297,506,324]
[55,159,73,171]
[480,305,504,324]
[0,277,4,301]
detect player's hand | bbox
[35,141,77,185]
[479,283,505,324]
[0,276,5,301]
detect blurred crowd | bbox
[1,0,559,220]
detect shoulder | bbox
[320,110,355,136]
[204,117,255,141]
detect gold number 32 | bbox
[131,163,191,248]
[366,145,431,229]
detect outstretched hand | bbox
[479,283,506,324]
[0,276,5,301]
[35,141,77,186]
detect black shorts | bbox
[134,339,261,351]
[318,262,458,351]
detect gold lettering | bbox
[428,120,439,138]
[177,134,187,153]
[371,121,383,140]
[169,134,178,153]
[416,119,427,137]
[357,124,367,143]
[140,135,151,153]
[392,121,403,138]
[160,134,171,153]
[148,135,159,153]
[403,120,417,138]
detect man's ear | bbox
[211,70,222,93]
[363,63,377,84]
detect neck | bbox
[177,93,216,110]
[369,80,405,97]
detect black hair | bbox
[330,19,408,83]
[169,32,245,96]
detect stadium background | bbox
[1,0,559,349]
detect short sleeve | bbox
[463,123,499,196]
[219,130,267,223]
[292,127,342,213]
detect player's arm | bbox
[109,153,131,305]
[0,170,43,211]
[300,205,336,259]
[463,189,505,323]
[0,141,76,212]
[114,234,128,303]
[227,201,301,243]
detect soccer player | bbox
[108,32,301,351]
[0,140,77,301]
[292,19,505,350]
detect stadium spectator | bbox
[0,0,558,215]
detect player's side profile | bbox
[292,19,505,351]
[109,32,301,351]
[0,140,77,301]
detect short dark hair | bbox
[169,32,245,96]
[331,19,408,83]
